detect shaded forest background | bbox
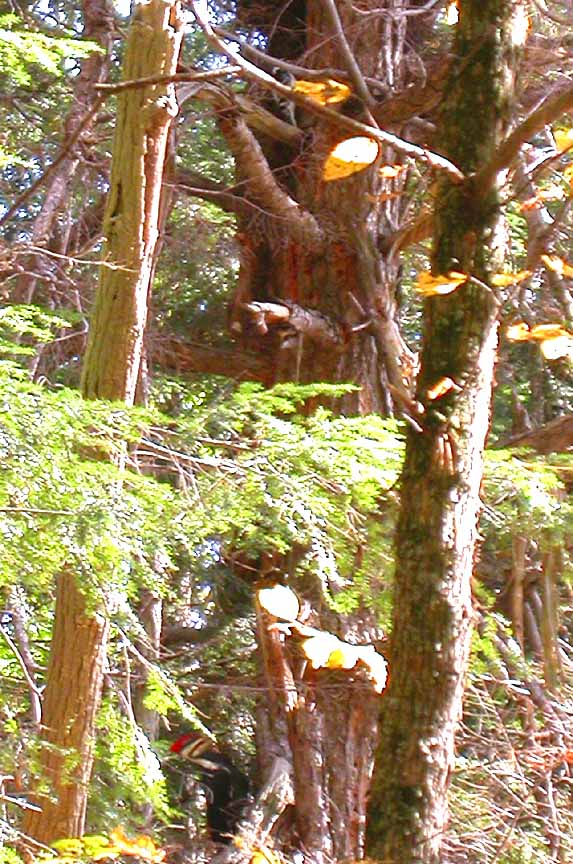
[4,1,573,863]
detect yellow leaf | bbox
[541,254,573,277]
[529,324,571,341]
[427,377,460,401]
[109,828,165,864]
[51,841,84,856]
[415,271,467,296]
[540,333,573,360]
[378,164,405,179]
[491,270,531,287]
[301,633,341,668]
[506,322,531,342]
[323,137,379,182]
[564,165,573,185]
[326,644,361,670]
[250,846,280,864]
[554,127,573,152]
[258,584,300,622]
[293,78,351,105]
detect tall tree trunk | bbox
[367,2,524,862]
[22,572,109,843]
[23,0,183,844]
[225,3,422,859]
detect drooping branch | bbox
[320,0,375,108]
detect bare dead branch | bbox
[94,64,240,93]
[189,0,465,183]
[320,0,375,109]
[477,84,573,190]
[243,301,345,347]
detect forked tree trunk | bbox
[23,0,183,844]
[367,2,524,862]
[227,3,417,859]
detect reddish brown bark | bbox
[22,572,109,843]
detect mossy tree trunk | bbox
[366,2,524,862]
[23,0,183,844]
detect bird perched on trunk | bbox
[170,733,251,844]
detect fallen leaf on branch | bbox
[427,377,461,401]
[491,270,531,287]
[415,271,467,296]
[323,136,379,181]
[541,254,573,278]
[293,78,351,105]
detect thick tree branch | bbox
[477,83,573,190]
[243,301,344,348]
[216,112,324,249]
[189,1,465,183]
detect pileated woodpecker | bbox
[170,733,251,844]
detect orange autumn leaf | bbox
[323,137,379,181]
[108,828,165,864]
[415,270,467,296]
[491,270,531,287]
[541,254,573,278]
[554,127,573,152]
[293,78,351,105]
[427,377,461,400]
[520,186,566,211]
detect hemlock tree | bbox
[22,0,184,843]
[367,1,526,861]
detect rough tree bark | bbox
[23,0,184,844]
[195,3,433,860]
[366,2,525,862]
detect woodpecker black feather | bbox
[170,733,251,844]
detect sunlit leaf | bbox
[258,584,300,622]
[378,164,406,179]
[506,322,532,342]
[51,841,84,856]
[520,186,566,211]
[541,254,573,277]
[108,828,165,864]
[490,270,531,287]
[563,165,573,185]
[250,846,281,864]
[301,633,341,668]
[427,377,460,401]
[554,127,573,152]
[293,78,351,105]
[323,137,379,182]
[529,324,571,341]
[415,271,467,296]
[539,333,573,360]
[446,1,459,24]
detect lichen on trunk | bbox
[367,2,525,862]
